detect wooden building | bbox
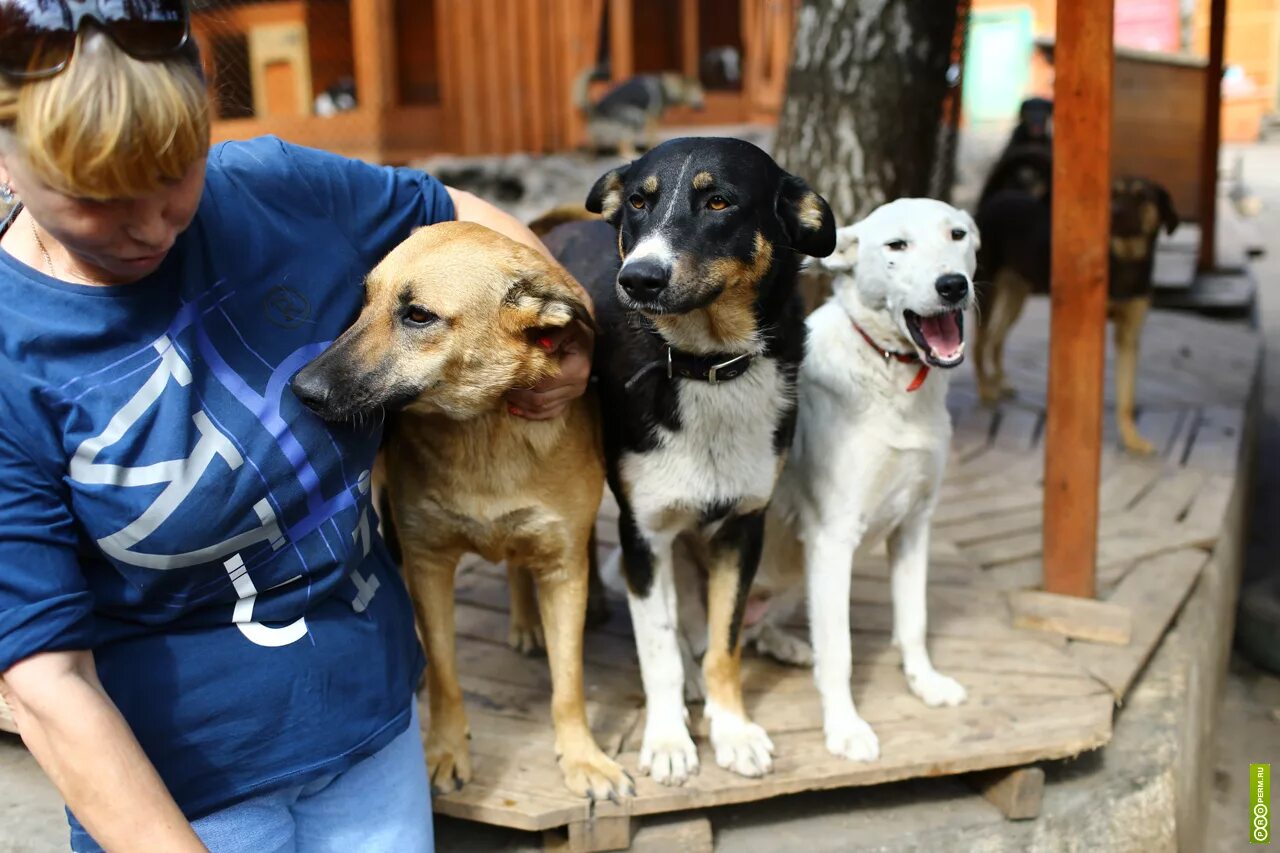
[191,0,795,163]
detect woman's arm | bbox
[446,187,594,421]
[1,651,206,853]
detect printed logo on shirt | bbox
[264,285,311,329]
[64,295,380,647]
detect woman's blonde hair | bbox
[0,30,209,199]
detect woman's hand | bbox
[506,321,594,420]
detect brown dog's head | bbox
[1111,177,1179,259]
[291,221,591,422]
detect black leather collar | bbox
[624,345,755,392]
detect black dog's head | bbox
[584,137,835,326]
[1011,96,1053,145]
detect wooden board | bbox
[1068,549,1209,699]
[431,562,1114,834]
[1008,590,1132,645]
[972,765,1046,820]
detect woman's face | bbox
[0,147,206,284]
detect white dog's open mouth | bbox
[904,310,965,367]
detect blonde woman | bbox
[0,3,591,851]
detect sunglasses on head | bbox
[0,0,190,79]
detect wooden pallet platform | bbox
[429,297,1259,847]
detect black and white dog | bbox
[543,137,835,785]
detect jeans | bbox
[71,705,434,852]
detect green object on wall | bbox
[963,8,1035,123]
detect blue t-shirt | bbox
[0,137,455,832]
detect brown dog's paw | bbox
[559,746,636,802]
[426,725,473,794]
[1122,433,1156,456]
[507,622,546,657]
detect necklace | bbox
[29,215,54,277]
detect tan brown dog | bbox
[291,221,633,801]
[974,175,1179,454]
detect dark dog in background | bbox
[543,136,835,786]
[573,69,705,159]
[978,98,1054,207]
[973,173,1180,454]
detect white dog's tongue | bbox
[920,312,963,360]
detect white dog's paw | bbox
[907,669,968,707]
[639,722,700,786]
[824,711,881,762]
[708,711,774,778]
[751,624,814,668]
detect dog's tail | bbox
[572,67,594,112]
[527,203,602,237]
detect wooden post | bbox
[350,0,396,112]
[1197,0,1228,272]
[609,0,634,81]
[1041,0,1113,599]
[681,0,700,79]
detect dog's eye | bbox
[403,306,438,327]
[886,239,908,252]
[629,194,646,210]
[707,195,729,211]
[950,229,967,240]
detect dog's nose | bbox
[935,274,969,304]
[618,258,670,301]
[290,370,331,413]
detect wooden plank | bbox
[971,765,1045,820]
[1097,458,1165,513]
[1184,406,1245,475]
[1128,468,1205,522]
[1069,549,1208,699]
[608,0,634,81]
[1197,0,1227,271]
[1042,0,1114,599]
[992,407,1042,452]
[544,815,631,853]
[679,0,699,79]
[932,485,1043,526]
[629,815,713,853]
[350,0,396,110]
[1008,590,1132,645]
[1179,472,1235,540]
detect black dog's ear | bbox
[776,173,837,258]
[1154,184,1180,235]
[585,164,632,226]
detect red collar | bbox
[851,320,930,392]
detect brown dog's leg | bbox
[506,564,545,656]
[403,544,472,793]
[702,512,774,777]
[530,545,635,800]
[982,269,1031,403]
[1113,296,1154,455]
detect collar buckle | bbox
[708,353,750,385]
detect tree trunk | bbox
[775,0,960,224]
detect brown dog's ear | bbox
[585,164,632,227]
[777,172,837,258]
[503,271,595,336]
[1154,184,1180,235]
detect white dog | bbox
[751,198,978,762]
